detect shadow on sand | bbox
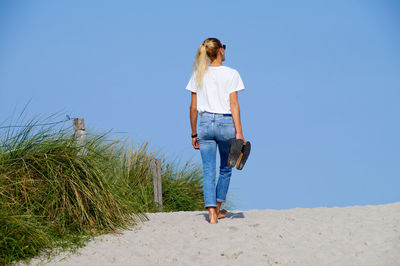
[197,211,245,221]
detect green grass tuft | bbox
[0,114,219,265]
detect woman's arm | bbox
[229,91,244,141]
[190,92,199,149]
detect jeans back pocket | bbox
[217,122,236,141]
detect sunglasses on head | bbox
[222,44,226,50]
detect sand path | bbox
[26,202,400,265]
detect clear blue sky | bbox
[1,1,399,211]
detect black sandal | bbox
[236,141,251,170]
[227,139,244,168]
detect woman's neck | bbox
[210,59,223,66]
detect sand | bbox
[24,202,400,266]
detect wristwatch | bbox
[191,133,198,138]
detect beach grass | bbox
[0,114,215,265]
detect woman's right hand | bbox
[236,133,245,142]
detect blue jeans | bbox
[197,111,236,209]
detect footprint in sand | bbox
[227,226,239,232]
[232,251,244,259]
[222,251,243,259]
[248,223,260,227]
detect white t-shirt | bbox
[185,65,245,114]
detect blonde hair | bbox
[191,38,223,89]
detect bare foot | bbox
[217,209,228,219]
[209,211,218,224]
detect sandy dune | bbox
[25,202,400,266]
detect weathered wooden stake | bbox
[73,118,87,156]
[151,158,163,211]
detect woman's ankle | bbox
[207,207,217,217]
[208,207,218,223]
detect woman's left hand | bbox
[192,137,199,150]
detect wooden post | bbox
[73,118,87,156]
[152,158,163,211]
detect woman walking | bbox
[185,37,249,224]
